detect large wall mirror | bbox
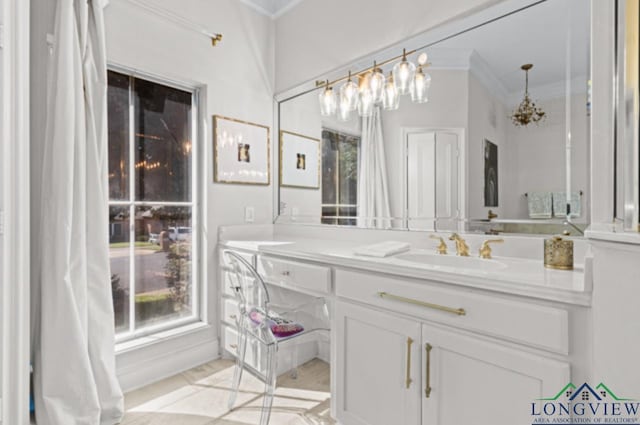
[276,0,591,235]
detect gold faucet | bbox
[479,239,504,259]
[488,210,498,220]
[449,233,470,257]
[429,235,448,255]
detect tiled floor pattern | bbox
[120,358,335,425]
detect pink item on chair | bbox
[249,308,304,338]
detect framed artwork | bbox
[280,130,320,189]
[484,139,498,207]
[213,115,270,185]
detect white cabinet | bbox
[335,301,570,425]
[335,301,421,425]
[421,324,569,425]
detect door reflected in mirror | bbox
[278,0,590,235]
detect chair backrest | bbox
[222,250,270,317]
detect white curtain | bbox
[357,106,392,228]
[33,0,124,424]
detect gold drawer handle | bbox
[425,343,433,398]
[405,337,414,389]
[377,292,466,316]
[229,314,237,320]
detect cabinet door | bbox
[335,301,421,425]
[421,324,570,425]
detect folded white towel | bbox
[353,241,411,258]
[553,191,582,218]
[528,192,553,218]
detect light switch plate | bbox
[244,206,255,223]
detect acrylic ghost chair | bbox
[222,249,330,425]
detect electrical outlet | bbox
[244,206,255,223]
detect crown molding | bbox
[238,0,305,19]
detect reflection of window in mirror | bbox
[321,129,360,226]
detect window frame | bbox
[107,65,204,343]
[320,127,361,224]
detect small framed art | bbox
[279,130,320,189]
[213,115,270,185]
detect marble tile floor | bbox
[120,358,335,425]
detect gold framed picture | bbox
[279,130,320,189]
[213,115,270,185]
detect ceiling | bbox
[239,0,305,18]
[433,0,590,95]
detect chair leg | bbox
[289,346,298,379]
[259,344,277,425]
[228,326,248,411]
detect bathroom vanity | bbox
[218,224,593,425]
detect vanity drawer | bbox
[219,249,255,267]
[223,325,266,373]
[220,249,256,296]
[257,255,332,295]
[221,298,240,326]
[335,269,569,354]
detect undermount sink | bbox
[394,251,507,271]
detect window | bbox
[107,70,199,338]
[321,129,360,225]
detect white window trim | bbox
[106,65,216,389]
[1,0,31,423]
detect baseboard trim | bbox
[117,332,219,393]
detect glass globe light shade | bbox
[369,66,386,104]
[393,50,416,95]
[411,66,431,104]
[318,83,337,116]
[382,73,399,111]
[337,97,352,122]
[340,72,359,111]
[358,87,374,117]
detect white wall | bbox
[279,91,322,221]
[502,95,589,220]
[30,0,276,390]
[274,0,506,93]
[467,71,509,220]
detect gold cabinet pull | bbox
[377,292,466,316]
[406,337,414,389]
[229,344,238,350]
[425,343,433,398]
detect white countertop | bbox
[221,236,591,307]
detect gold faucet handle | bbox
[429,235,447,255]
[479,239,504,259]
[488,210,498,220]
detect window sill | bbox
[115,321,210,354]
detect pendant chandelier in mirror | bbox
[318,48,431,120]
[511,63,546,126]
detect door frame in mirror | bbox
[401,127,466,231]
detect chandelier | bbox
[511,64,545,127]
[318,49,431,121]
